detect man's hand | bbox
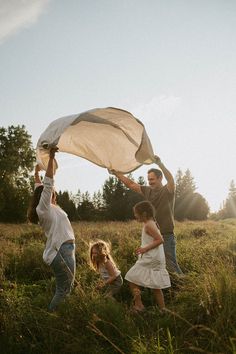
[154,155,162,165]
[108,169,117,175]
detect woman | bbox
[28,148,76,311]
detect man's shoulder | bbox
[162,184,175,194]
[140,185,150,191]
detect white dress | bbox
[125,227,171,289]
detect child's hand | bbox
[136,247,146,255]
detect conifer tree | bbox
[224,180,236,218]
[175,168,209,220]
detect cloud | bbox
[132,95,182,122]
[0,0,50,44]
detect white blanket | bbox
[36,107,155,173]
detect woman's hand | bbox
[49,147,58,159]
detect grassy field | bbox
[0,219,236,354]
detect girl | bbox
[89,240,123,298]
[125,201,171,312]
[27,148,76,311]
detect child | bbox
[89,240,123,298]
[125,201,171,312]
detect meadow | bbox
[0,219,235,354]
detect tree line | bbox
[0,125,235,223]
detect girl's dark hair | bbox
[134,200,155,219]
[27,185,43,224]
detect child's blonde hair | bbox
[89,239,117,272]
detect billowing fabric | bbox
[36,107,155,173]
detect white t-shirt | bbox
[36,176,75,265]
[99,262,121,281]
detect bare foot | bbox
[132,305,145,313]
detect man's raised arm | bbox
[154,155,175,193]
[110,170,142,194]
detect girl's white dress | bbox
[125,227,171,289]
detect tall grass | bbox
[0,220,235,353]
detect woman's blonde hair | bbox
[89,239,116,272]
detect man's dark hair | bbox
[147,168,163,178]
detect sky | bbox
[0,0,235,212]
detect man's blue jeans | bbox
[49,242,76,311]
[163,234,183,274]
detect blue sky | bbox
[0,0,235,212]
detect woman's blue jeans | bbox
[163,234,183,274]
[49,242,76,311]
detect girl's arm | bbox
[136,221,164,255]
[103,260,119,285]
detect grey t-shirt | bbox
[140,185,175,235]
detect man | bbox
[111,155,182,274]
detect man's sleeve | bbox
[166,185,175,201]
